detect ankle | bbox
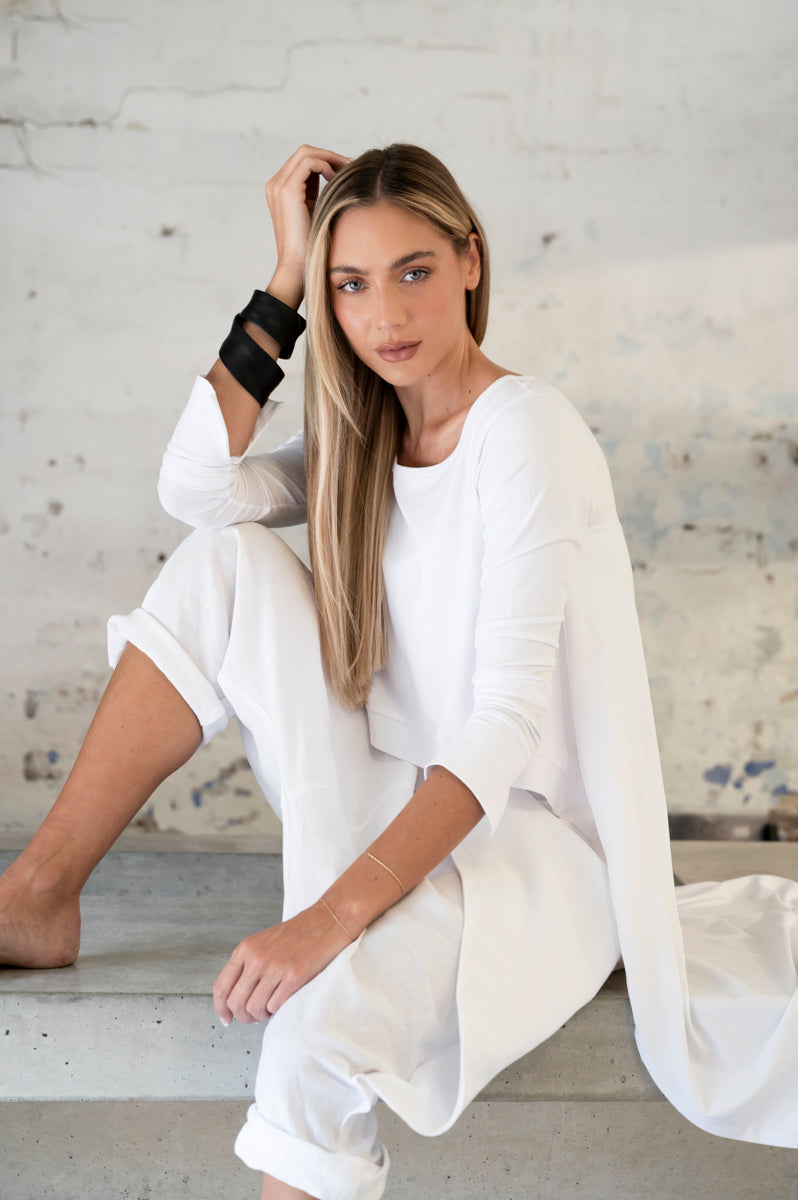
[5,841,84,906]
[27,859,83,906]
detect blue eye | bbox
[338,278,365,293]
[403,268,429,283]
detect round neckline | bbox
[392,373,522,476]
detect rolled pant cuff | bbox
[107,608,231,746]
[234,1102,389,1200]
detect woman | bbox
[2,143,797,1198]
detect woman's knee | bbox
[146,522,303,604]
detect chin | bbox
[367,355,427,387]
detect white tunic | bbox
[158,372,798,1148]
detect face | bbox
[327,200,481,387]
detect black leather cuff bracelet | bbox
[238,289,307,359]
[218,314,285,408]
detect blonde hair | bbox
[303,143,491,707]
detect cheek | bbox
[330,296,362,346]
[423,280,461,330]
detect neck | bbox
[393,336,500,448]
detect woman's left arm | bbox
[213,764,483,1024]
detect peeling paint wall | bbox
[2,0,796,836]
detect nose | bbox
[374,285,406,332]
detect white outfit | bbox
[109,372,798,1195]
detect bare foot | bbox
[0,859,81,969]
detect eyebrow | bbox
[328,250,438,276]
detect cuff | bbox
[234,1103,389,1200]
[107,608,231,746]
[427,719,530,835]
[170,375,283,462]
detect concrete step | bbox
[0,832,284,900]
[3,837,798,1198]
[3,1098,797,1200]
[0,897,649,1104]
[3,838,798,1104]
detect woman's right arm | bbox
[158,145,350,529]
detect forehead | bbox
[328,201,448,265]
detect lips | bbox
[375,341,420,362]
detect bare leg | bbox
[260,1174,318,1200]
[0,643,202,967]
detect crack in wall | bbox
[4,0,71,26]
[1,32,495,136]
[0,115,39,172]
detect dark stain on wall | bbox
[23,750,62,782]
[191,757,253,809]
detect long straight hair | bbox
[303,144,491,708]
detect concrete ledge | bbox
[0,831,283,856]
[0,897,652,1102]
[2,841,797,1104]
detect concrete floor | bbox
[3,1099,797,1200]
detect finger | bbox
[212,958,244,1025]
[226,966,272,1025]
[289,144,352,171]
[264,960,315,1016]
[271,147,351,194]
[244,976,281,1023]
[300,155,349,184]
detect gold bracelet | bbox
[319,896,356,942]
[366,851,406,897]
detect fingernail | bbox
[220,1017,231,1027]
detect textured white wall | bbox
[2,0,796,837]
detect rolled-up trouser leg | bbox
[107,524,460,1196]
[234,857,464,1200]
[108,523,419,909]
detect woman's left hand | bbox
[212,901,355,1025]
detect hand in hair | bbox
[204,145,351,454]
[265,144,351,307]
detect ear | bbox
[464,231,481,291]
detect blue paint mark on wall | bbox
[744,759,776,777]
[747,389,798,418]
[643,441,666,475]
[697,383,730,417]
[191,789,202,808]
[615,334,643,355]
[47,749,59,764]
[703,764,732,786]
[772,783,797,796]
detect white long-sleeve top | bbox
[158,371,798,1150]
[159,372,608,841]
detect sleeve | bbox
[157,375,307,530]
[429,391,598,834]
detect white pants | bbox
[108,523,465,1200]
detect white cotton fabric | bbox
[236,856,465,1200]
[107,519,617,1199]
[143,373,798,1153]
